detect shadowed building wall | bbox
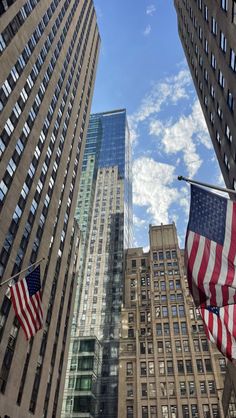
[0,1,100,416]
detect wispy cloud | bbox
[128,68,192,144]
[149,100,211,176]
[146,4,156,15]
[133,157,188,224]
[143,24,151,36]
[133,214,147,227]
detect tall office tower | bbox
[62,109,133,418]
[0,0,100,416]
[174,0,236,190]
[118,224,227,418]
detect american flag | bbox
[200,305,236,361]
[186,184,236,307]
[186,184,236,360]
[10,265,43,340]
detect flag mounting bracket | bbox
[178,175,236,196]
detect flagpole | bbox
[0,257,46,287]
[178,175,236,195]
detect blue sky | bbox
[92,0,223,249]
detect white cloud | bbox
[146,4,156,15]
[133,214,147,227]
[128,69,192,145]
[149,100,211,177]
[143,24,151,36]
[133,157,187,224]
[143,245,150,253]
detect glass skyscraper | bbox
[62,109,133,418]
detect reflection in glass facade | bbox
[62,109,133,418]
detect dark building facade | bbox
[62,110,133,418]
[174,0,236,190]
[0,0,100,416]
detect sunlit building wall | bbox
[118,224,226,418]
[62,109,133,418]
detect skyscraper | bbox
[62,109,133,418]
[118,224,227,418]
[174,0,236,190]
[0,1,100,416]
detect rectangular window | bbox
[211,17,217,34]
[126,362,133,376]
[180,382,186,395]
[220,31,227,52]
[159,361,165,375]
[140,362,146,376]
[221,0,228,11]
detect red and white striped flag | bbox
[186,185,236,360]
[10,266,43,340]
[200,305,236,361]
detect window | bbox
[128,328,134,338]
[149,382,156,397]
[211,53,216,69]
[164,323,170,335]
[181,322,187,334]
[167,360,173,374]
[191,405,198,418]
[230,49,236,71]
[212,405,219,418]
[127,383,133,397]
[141,383,147,397]
[203,405,210,418]
[208,380,216,394]
[77,376,92,391]
[159,361,165,375]
[211,17,217,35]
[148,361,155,376]
[182,405,190,418]
[204,359,212,372]
[179,305,185,317]
[140,362,146,376]
[186,360,193,373]
[196,359,204,373]
[189,381,195,395]
[221,0,228,11]
[127,406,133,418]
[161,281,166,291]
[200,381,207,394]
[177,360,184,373]
[172,306,177,317]
[161,382,167,396]
[226,124,233,142]
[218,70,225,88]
[219,358,226,371]
[180,382,186,395]
[128,313,134,323]
[131,259,136,268]
[157,341,163,353]
[175,340,182,352]
[220,31,227,52]
[156,324,162,335]
[142,406,148,418]
[183,340,190,352]
[126,362,133,376]
[201,339,208,351]
[224,153,230,171]
[162,306,168,317]
[162,406,169,418]
[150,406,157,418]
[227,90,234,110]
[173,322,179,334]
